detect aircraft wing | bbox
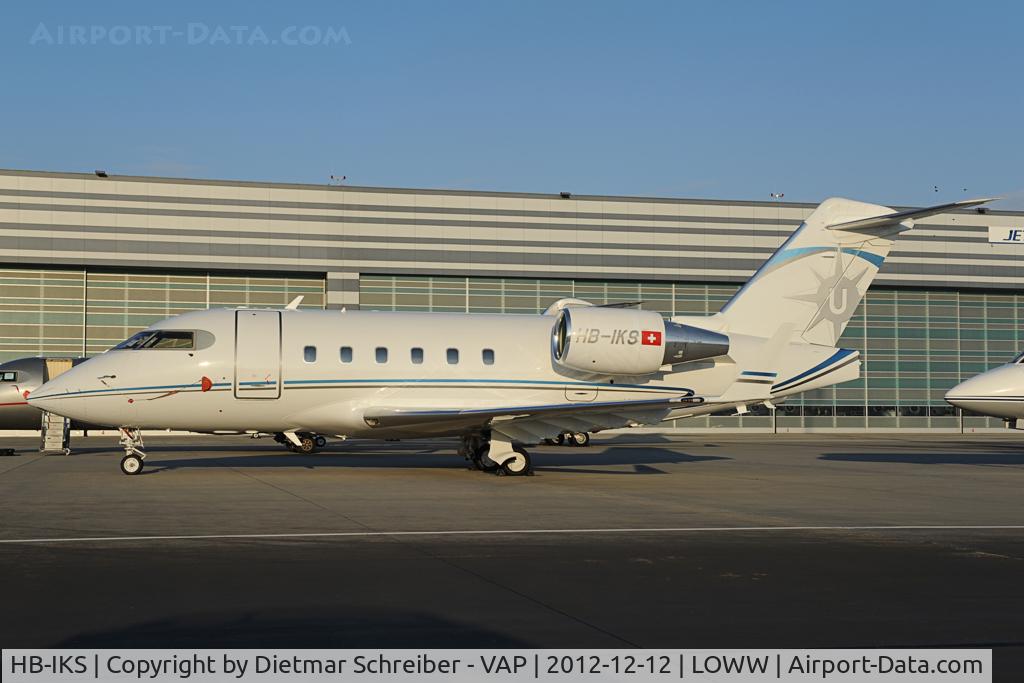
[362,395,703,442]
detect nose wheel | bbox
[118,428,146,475]
[120,454,143,475]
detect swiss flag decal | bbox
[641,330,663,346]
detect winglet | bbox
[826,197,999,232]
[285,296,304,310]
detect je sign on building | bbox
[989,226,1024,244]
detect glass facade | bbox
[361,274,1024,430]
[0,269,86,360]
[0,267,325,361]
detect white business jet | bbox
[28,196,995,475]
[945,351,1024,429]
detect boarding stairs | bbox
[38,357,74,455]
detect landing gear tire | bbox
[120,454,143,475]
[460,432,499,472]
[499,445,532,476]
[292,436,317,454]
[471,446,500,473]
[570,431,590,447]
[314,435,327,448]
[118,428,146,475]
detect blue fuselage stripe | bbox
[32,377,694,401]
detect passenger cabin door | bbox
[234,310,281,399]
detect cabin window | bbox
[303,345,317,363]
[446,348,459,365]
[0,371,16,382]
[113,330,195,350]
[482,348,495,365]
[411,347,424,364]
[376,347,388,364]
[340,346,353,363]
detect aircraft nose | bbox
[27,373,85,418]
[26,377,64,407]
[945,365,1022,418]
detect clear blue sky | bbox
[1,1,1022,208]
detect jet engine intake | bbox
[552,307,728,375]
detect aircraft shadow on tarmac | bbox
[54,608,530,648]
[529,447,728,474]
[124,444,729,475]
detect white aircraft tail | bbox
[717,196,994,345]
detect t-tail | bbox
[717,196,996,345]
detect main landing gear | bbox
[544,431,591,447]
[459,431,532,476]
[119,427,146,475]
[274,432,327,454]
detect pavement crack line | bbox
[400,540,642,648]
[226,466,378,533]
[127,463,646,646]
[223,467,645,646]
[4,525,1024,544]
[0,455,47,477]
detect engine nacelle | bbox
[551,306,729,375]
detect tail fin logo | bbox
[828,287,850,315]
[787,247,872,340]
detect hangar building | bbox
[1,168,1021,432]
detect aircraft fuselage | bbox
[27,308,851,439]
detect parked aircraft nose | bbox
[945,364,1024,419]
[0,384,34,430]
[27,370,89,422]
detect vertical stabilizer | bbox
[718,196,993,345]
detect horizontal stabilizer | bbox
[826,197,998,232]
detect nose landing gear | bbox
[119,428,146,475]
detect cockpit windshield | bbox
[1013,350,1024,365]
[113,330,195,350]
